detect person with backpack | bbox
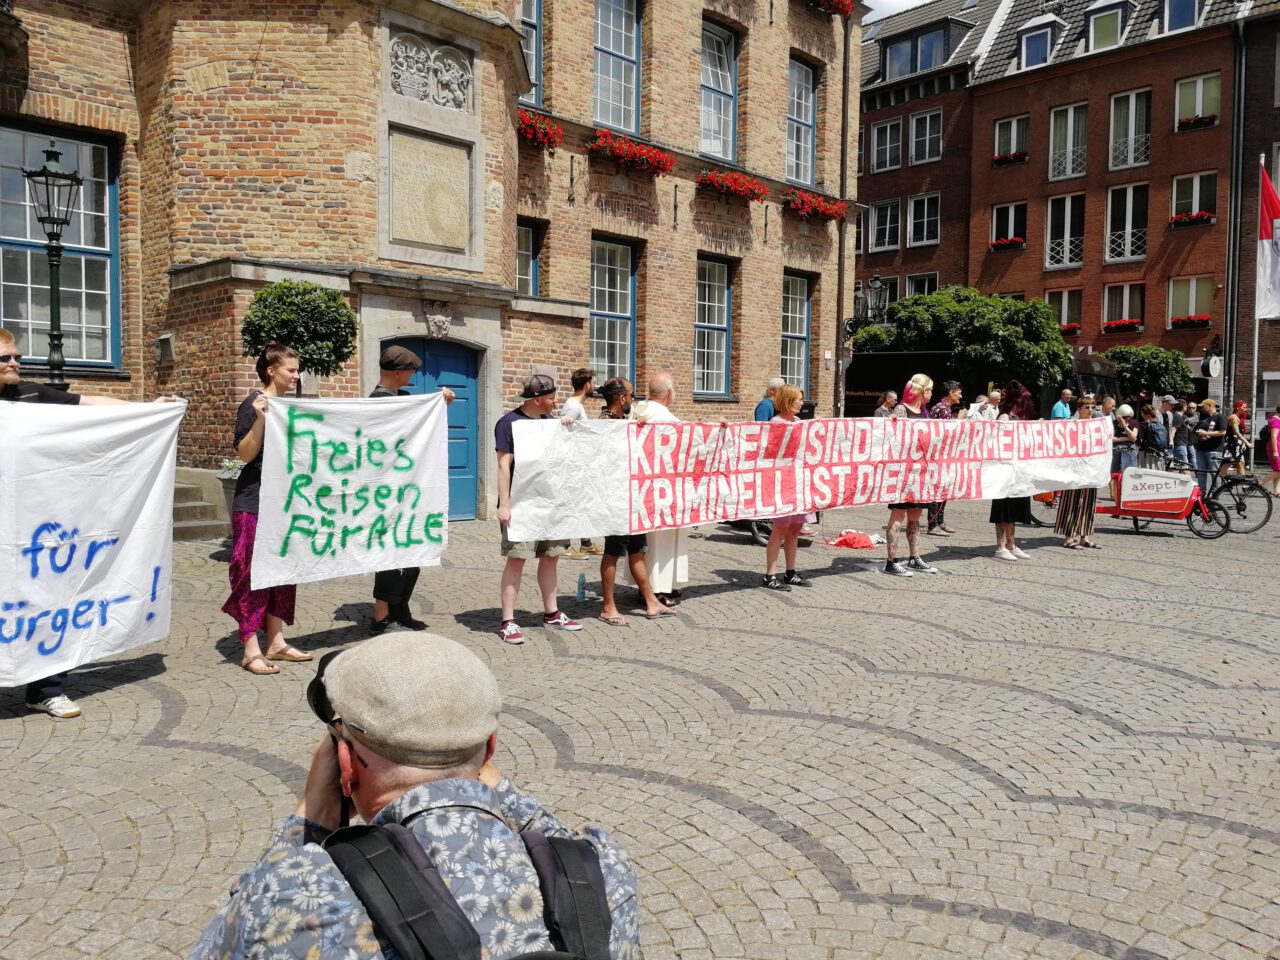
[1137,404,1169,469]
[191,632,639,960]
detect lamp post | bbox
[848,274,889,336]
[23,142,83,391]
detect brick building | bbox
[855,0,1247,402]
[0,0,859,522]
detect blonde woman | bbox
[762,385,815,590]
[884,374,939,577]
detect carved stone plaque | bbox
[389,31,474,112]
[390,131,470,253]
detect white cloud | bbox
[864,0,936,22]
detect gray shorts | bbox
[500,526,569,560]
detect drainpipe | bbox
[832,12,853,418]
[1223,18,1246,402]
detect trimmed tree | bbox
[850,286,1073,389]
[241,280,359,396]
[1099,344,1194,398]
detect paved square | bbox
[1,503,1276,959]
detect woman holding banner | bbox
[883,374,939,577]
[762,385,815,591]
[989,382,1035,561]
[1054,399,1101,549]
[221,343,309,675]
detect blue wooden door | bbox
[387,338,479,520]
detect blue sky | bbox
[864,0,933,22]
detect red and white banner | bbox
[1259,163,1280,320]
[508,417,1112,541]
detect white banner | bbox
[252,393,449,589]
[1,401,186,687]
[508,417,1112,541]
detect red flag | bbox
[1258,164,1280,319]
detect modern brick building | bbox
[0,0,859,521]
[855,0,1253,403]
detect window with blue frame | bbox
[780,273,810,394]
[594,0,640,132]
[700,23,736,160]
[516,220,540,297]
[590,238,635,382]
[519,0,542,105]
[0,128,116,366]
[694,258,732,396]
[787,59,817,185]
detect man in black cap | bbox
[368,344,454,634]
[495,373,581,644]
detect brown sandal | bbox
[241,655,279,675]
[265,646,313,662]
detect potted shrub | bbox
[241,280,359,397]
[696,169,769,203]
[583,129,675,176]
[1170,314,1212,329]
[1169,210,1215,228]
[991,150,1028,167]
[778,187,848,221]
[517,108,565,155]
[1102,317,1143,334]
[988,235,1025,252]
[1176,114,1217,132]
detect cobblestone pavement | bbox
[1,502,1277,960]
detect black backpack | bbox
[323,822,612,960]
[1260,422,1272,447]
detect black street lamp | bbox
[846,274,890,340]
[23,141,83,390]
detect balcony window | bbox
[1110,90,1150,168]
[1046,194,1084,268]
[1106,184,1148,261]
[1049,103,1087,179]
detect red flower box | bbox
[1176,114,1217,132]
[779,188,847,221]
[808,0,854,14]
[584,129,675,176]
[991,150,1028,167]
[989,236,1025,252]
[1169,210,1215,227]
[696,169,769,203]
[1103,318,1143,333]
[517,108,564,154]
[1060,322,1082,335]
[1170,314,1212,329]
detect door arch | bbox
[386,338,479,521]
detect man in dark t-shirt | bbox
[495,374,580,645]
[367,345,454,634]
[0,330,130,719]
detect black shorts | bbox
[603,534,647,557]
[886,502,923,511]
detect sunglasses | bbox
[0,353,21,363]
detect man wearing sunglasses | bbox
[192,631,639,959]
[1,328,133,719]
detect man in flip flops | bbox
[596,378,675,627]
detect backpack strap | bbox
[323,824,481,960]
[521,830,613,960]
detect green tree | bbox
[241,280,359,395]
[850,286,1072,388]
[1099,345,1193,398]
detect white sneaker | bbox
[994,548,1018,562]
[1010,546,1031,560]
[28,695,82,719]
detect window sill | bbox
[1169,217,1215,229]
[907,240,940,248]
[1044,262,1084,272]
[870,165,902,174]
[869,246,900,254]
[692,394,739,403]
[509,296,589,320]
[908,156,941,166]
[1104,256,1146,264]
[19,364,131,382]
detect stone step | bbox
[174,482,204,504]
[173,518,230,542]
[174,499,219,521]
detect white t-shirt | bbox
[560,396,588,422]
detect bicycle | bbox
[1162,456,1272,534]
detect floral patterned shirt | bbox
[190,777,639,960]
[930,398,954,421]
